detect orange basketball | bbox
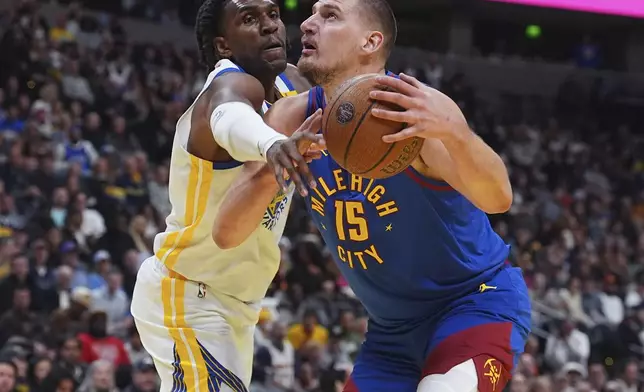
[322,74,422,179]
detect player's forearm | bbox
[442,128,512,213]
[210,102,287,162]
[212,163,279,249]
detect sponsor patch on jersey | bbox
[262,191,289,231]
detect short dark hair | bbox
[196,0,230,71]
[359,0,397,58]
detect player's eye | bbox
[269,10,279,19]
[243,15,257,24]
[326,12,337,20]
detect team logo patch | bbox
[336,102,355,124]
[473,355,509,392]
[262,191,289,231]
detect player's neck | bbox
[257,75,279,102]
[322,66,386,98]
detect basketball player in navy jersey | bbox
[212,0,531,391]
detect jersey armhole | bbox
[276,73,298,97]
[405,166,455,192]
[214,68,244,79]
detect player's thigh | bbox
[422,266,531,391]
[132,259,253,392]
[343,338,421,392]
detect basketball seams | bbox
[323,81,361,166]
[345,100,380,170]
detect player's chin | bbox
[297,57,318,75]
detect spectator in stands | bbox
[55,336,87,385]
[124,357,158,392]
[29,356,53,390]
[287,310,329,351]
[544,319,590,370]
[78,311,130,367]
[0,359,16,392]
[0,286,40,346]
[59,241,89,289]
[30,239,57,313]
[87,250,111,290]
[0,254,30,314]
[78,359,118,392]
[91,269,131,338]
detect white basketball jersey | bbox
[153,59,298,304]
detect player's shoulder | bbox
[269,92,309,119]
[207,71,265,112]
[283,63,312,92]
[264,93,310,136]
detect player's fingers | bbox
[370,107,414,123]
[308,140,326,152]
[287,143,316,191]
[375,75,420,97]
[399,72,424,88]
[272,162,289,193]
[369,90,416,109]
[297,133,326,150]
[299,109,322,134]
[303,151,323,162]
[382,126,421,143]
[283,157,308,196]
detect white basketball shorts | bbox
[131,257,259,392]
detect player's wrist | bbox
[440,122,473,149]
[260,135,288,160]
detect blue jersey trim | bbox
[213,160,243,170]
[215,68,243,78]
[277,73,295,91]
[307,87,314,115]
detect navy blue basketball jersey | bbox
[304,85,510,327]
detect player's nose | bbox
[300,15,315,34]
[261,15,279,35]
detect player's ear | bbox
[363,31,384,55]
[214,37,232,59]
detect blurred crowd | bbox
[0,0,642,392]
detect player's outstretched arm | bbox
[369,73,512,214]
[212,94,322,249]
[208,72,320,195]
[207,72,285,162]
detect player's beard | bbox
[298,57,337,88]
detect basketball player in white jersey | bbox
[130,0,323,390]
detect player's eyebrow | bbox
[313,1,342,14]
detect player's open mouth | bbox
[301,38,317,55]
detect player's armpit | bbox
[212,162,279,249]
[419,138,512,214]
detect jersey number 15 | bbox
[334,200,369,242]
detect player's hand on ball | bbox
[368,73,468,143]
[265,109,325,197]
